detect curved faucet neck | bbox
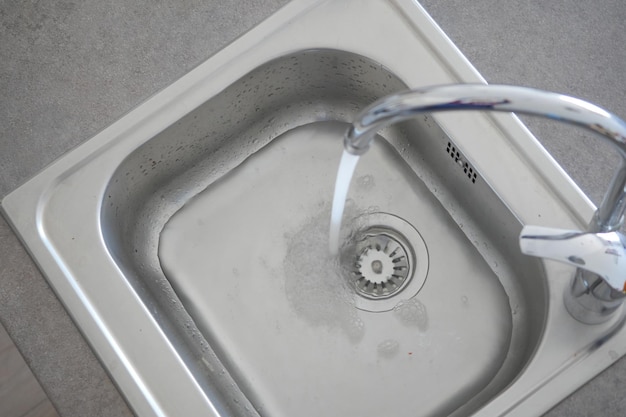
[344,84,626,233]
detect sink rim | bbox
[2,0,623,416]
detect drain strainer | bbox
[354,230,410,298]
[347,212,429,312]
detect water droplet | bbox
[355,174,375,190]
[377,339,400,358]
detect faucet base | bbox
[564,270,624,324]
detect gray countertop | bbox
[1,0,625,415]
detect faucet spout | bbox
[346,84,626,323]
[344,84,626,232]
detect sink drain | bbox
[353,229,410,298]
[347,213,429,312]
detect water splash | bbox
[284,205,365,343]
[329,150,360,255]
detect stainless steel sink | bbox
[3,1,625,416]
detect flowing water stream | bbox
[328,149,360,255]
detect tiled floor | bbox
[0,322,58,417]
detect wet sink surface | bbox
[158,121,514,416]
[3,1,625,416]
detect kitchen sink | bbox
[3,1,625,416]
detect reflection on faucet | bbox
[344,84,626,324]
[520,226,626,292]
[520,225,626,324]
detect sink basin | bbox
[3,1,626,416]
[155,112,529,416]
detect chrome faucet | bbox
[344,84,626,324]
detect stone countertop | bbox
[1,0,624,415]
